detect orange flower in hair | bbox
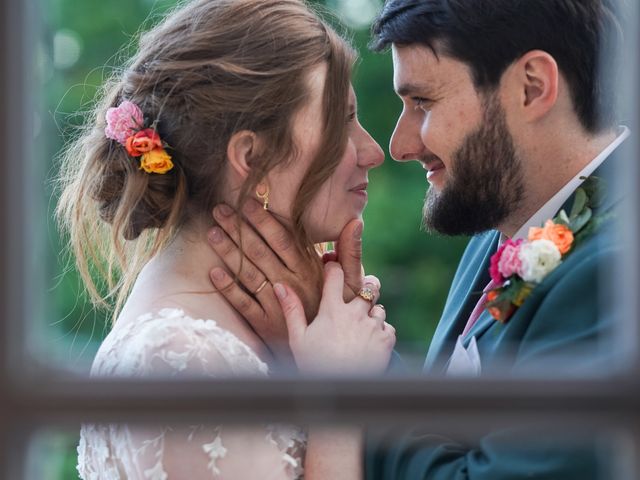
[140,147,174,174]
[125,129,163,157]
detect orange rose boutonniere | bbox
[528,220,574,255]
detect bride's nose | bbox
[357,128,385,169]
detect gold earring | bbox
[256,183,269,210]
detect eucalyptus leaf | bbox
[570,207,592,233]
[555,210,571,226]
[581,176,606,208]
[575,211,615,245]
[569,188,587,218]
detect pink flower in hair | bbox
[105,101,144,144]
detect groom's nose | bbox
[389,109,427,162]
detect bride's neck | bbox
[126,221,235,321]
[121,222,274,363]
[146,223,225,290]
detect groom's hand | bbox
[207,200,367,356]
[207,200,322,359]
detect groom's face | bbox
[390,44,524,235]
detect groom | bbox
[209,0,629,477]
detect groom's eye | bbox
[412,97,432,111]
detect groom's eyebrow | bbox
[395,82,435,98]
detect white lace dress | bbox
[77,308,306,480]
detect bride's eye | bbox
[347,110,357,123]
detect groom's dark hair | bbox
[370,0,623,133]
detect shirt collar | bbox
[509,126,630,242]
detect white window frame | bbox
[1,0,639,477]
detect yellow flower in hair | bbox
[140,147,173,174]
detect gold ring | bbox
[357,287,375,303]
[254,279,269,295]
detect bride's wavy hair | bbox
[56,0,355,315]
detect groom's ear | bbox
[506,50,559,123]
[226,130,259,179]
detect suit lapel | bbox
[463,305,496,343]
[424,231,500,372]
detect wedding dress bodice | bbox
[77,308,306,480]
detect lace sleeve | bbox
[78,309,306,480]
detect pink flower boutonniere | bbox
[485,176,611,323]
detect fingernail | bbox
[363,282,376,291]
[215,204,233,217]
[244,200,257,213]
[274,283,287,300]
[353,221,363,238]
[211,268,226,281]
[209,227,223,243]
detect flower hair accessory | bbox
[485,176,611,323]
[105,101,174,174]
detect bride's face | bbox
[267,63,384,243]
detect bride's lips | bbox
[349,182,368,200]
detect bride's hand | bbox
[321,218,367,302]
[275,262,396,375]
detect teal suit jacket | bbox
[366,145,627,479]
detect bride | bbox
[57,0,395,478]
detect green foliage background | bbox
[39,0,468,476]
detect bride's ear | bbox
[226,130,258,179]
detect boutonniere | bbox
[485,176,611,323]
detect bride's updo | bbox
[57,0,354,311]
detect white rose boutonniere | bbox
[517,239,562,283]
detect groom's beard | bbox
[422,95,525,236]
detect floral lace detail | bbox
[202,433,228,476]
[77,309,306,479]
[266,425,307,479]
